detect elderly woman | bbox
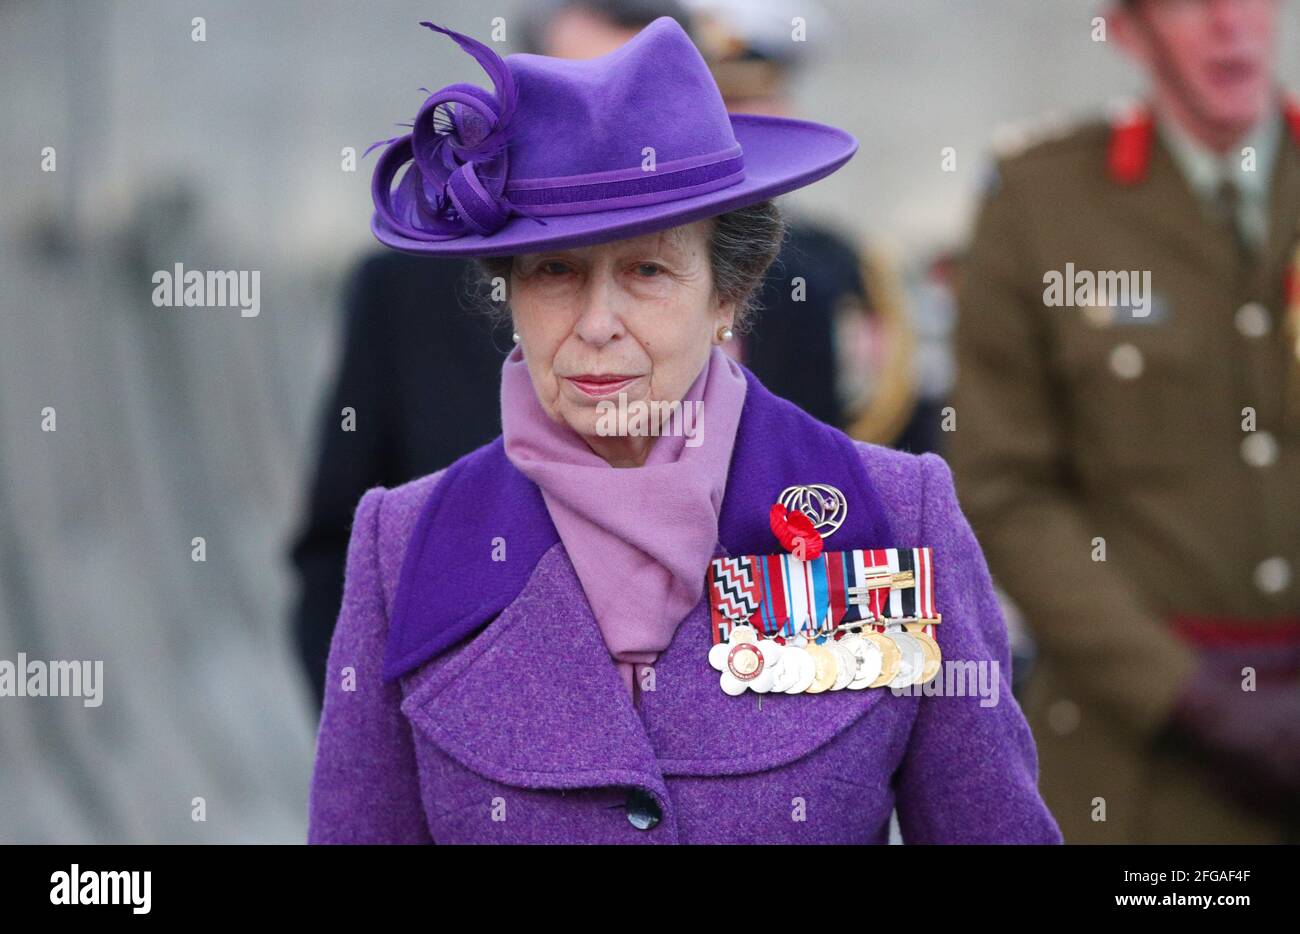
[308,18,1061,844]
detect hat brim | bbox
[370,113,857,258]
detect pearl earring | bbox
[512,331,521,344]
[717,325,734,342]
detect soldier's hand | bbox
[1161,659,1300,822]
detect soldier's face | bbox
[1118,0,1279,136]
[541,7,641,60]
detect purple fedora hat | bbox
[368,16,857,257]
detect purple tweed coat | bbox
[307,371,1062,844]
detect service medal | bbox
[705,489,943,698]
[830,642,858,690]
[864,630,900,688]
[841,633,883,689]
[904,623,942,684]
[805,642,839,694]
[883,628,925,688]
[783,645,817,694]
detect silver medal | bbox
[883,629,924,689]
[842,633,883,689]
[830,642,857,690]
[783,645,817,694]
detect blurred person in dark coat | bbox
[951,0,1300,843]
[687,0,937,448]
[289,256,508,709]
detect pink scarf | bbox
[501,344,748,697]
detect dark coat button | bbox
[625,788,661,830]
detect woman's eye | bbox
[634,263,662,277]
[540,261,570,276]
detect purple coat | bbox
[307,371,1062,844]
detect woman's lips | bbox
[565,375,639,398]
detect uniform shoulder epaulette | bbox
[981,111,1111,197]
[989,109,1108,163]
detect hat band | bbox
[501,144,745,216]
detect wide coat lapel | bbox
[382,437,559,681]
[397,541,670,803]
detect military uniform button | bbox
[1240,431,1278,467]
[1083,304,1116,328]
[1254,557,1292,595]
[625,788,661,831]
[1109,343,1143,380]
[1235,302,1271,338]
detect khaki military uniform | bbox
[951,103,1300,844]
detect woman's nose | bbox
[572,276,626,346]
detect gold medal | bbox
[805,643,839,693]
[862,631,900,687]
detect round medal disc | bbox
[756,638,784,665]
[805,643,838,694]
[768,648,797,692]
[843,634,883,689]
[883,630,924,688]
[784,647,817,694]
[864,631,901,688]
[831,643,857,690]
[904,624,942,684]
[727,642,764,681]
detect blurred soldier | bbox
[952,0,1300,843]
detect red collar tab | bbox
[1110,97,1299,184]
[1285,95,1300,148]
[1108,106,1154,186]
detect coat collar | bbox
[386,364,903,793]
[397,542,671,798]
